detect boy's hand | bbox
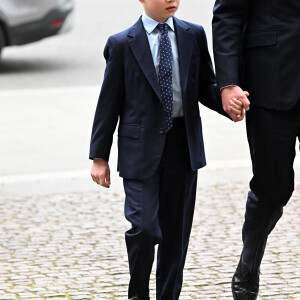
[91,159,111,188]
[221,86,250,122]
[229,97,246,120]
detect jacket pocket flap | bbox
[118,124,140,138]
[245,30,277,48]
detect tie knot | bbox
[158,23,168,34]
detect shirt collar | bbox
[142,12,174,34]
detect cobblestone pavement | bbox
[0,182,299,300]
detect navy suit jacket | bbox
[213,0,300,110]
[89,17,225,180]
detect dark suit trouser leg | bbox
[124,174,161,299]
[156,119,197,300]
[123,118,197,300]
[242,103,300,272]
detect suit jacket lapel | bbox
[128,17,193,100]
[128,18,162,102]
[173,17,193,95]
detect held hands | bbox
[221,86,250,122]
[90,87,250,187]
[91,158,111,188]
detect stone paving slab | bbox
[0,183,299,300]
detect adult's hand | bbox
[91,158,111,188]
[221,85,250,122]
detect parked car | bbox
[0,0,74,58]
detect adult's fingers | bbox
[240,95,250,111]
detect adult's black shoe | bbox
[130,297,148,300]
[231,256,260,300]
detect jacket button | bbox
[159,128,165,134]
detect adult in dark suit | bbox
[212,0,300,299]
[89,0,243,299]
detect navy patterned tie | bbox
[158,23,173,132]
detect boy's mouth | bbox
[166,6,176,12]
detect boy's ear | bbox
[139,0,145,4]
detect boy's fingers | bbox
[229,99,242,111]
[92,172,106,186]
[91,160,110,187]
[234,114,244,122]
[99,171,111,188]
[231,107,243,115]
[231,108,245,122]
[229,112,240,122]
[91,174,98,184]
[106,169,111,186]
[99,176,106,187]
[232,97,242,105]
[91,172,100,184]
[103,180,110,188]
[238,109,245,120]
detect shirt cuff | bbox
[220,85,237,91]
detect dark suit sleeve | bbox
[212,0,249,88]
[89,36,124,161]
[197,27,228,118]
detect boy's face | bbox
[140,0,180,23]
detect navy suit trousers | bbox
[242,102,300,272]
[123,118,198,300]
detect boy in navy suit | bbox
[90,0,244,299]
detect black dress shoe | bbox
[232,257,260,300]
[130,297,147,300]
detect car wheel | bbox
[0,26,5,58]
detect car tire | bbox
[0,26,5,58]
